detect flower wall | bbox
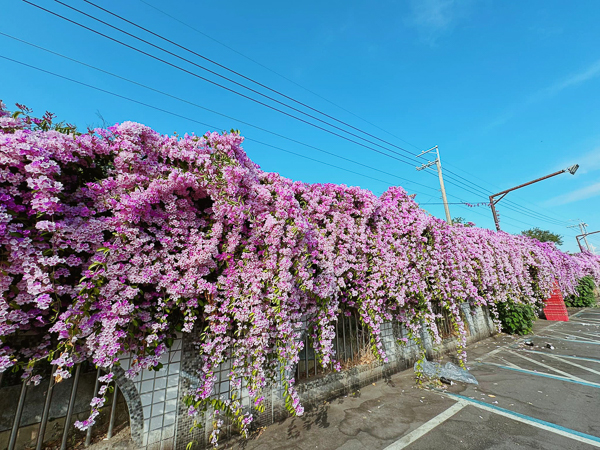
[1,102,599,437]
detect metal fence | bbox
[296,310,371,382]
[431,304,470,340]
[1,362,127,450]
[294,304,473,383]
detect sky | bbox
[1,0,600,253]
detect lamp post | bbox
[489,164,579,231]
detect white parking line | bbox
[540,353,600,377]
[561,330,600,339]
[506,350,589,382]
[523,349,600,364]
[568,320,600,326]
[553,331,598,342]
[476,346,506,362]
[444,393,600,448]
[574,332,600,340]
[537,335,600,345]
[383,401,467,450]
[478,361,600,388]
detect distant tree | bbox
[521,227,563,246]
[452,217,475,227]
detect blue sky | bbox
[2,0,599,253]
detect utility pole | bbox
[416,145,452,224]
[575,230,599,254]
[488,164,579,231]
[568,221,591,251]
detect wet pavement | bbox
[227,308,600,450]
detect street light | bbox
[489,164,579,231]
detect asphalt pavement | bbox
[227,308,600,450]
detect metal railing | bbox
[296,310,371,382]
[2,362,126,450]
[294,304,472,382]
[431,304,470,340]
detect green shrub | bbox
[494,300,536,335]
[565,276,597,307]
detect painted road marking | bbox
[522,349,600,364]
[536,335,600,345]
[576,331,600,338]
[565,325,600,332]
[383,401,467,450]
[444,393,600,448]
[505,350,589,382]
[553,331,598,342]
[567,320,600,326]
[478,361,600,389]
[476,346,506,362]
[540,353,600,377]
[490,353,522,369]
[561,330,600,339]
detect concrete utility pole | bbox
[568,221,591,252]
[488,164,579,231]
[576,231,599,253]
[416,145,452,224]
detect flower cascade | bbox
[1,102,599,437]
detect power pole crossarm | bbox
[416,145,452,224]
[571,222,596,253]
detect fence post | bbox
[106,383,119,439]
[61,364,82,450]
[36,366,56,450]
[8,381,28,450]
[85,368,101,447]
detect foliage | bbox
[521,227,563,246]
[451,217,475,227]
[1,101,600,441]
[493,300,536,335]
[564,276,597,307]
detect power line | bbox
[441,167,567,224]
[137,0,579,230]
[41,0,422,167]
[0,54,432,196]
[22,0,426,171]
[0,32,439,195]
[17,1,581,230]
[419,202,482,205]
[137,0,424,152]
[81,0,425,159]
[0,51,558,234]
[431,180,555,230]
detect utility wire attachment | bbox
[415,146,452,224]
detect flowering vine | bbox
[1,101,599,441]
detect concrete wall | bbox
[119,336,183,450]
